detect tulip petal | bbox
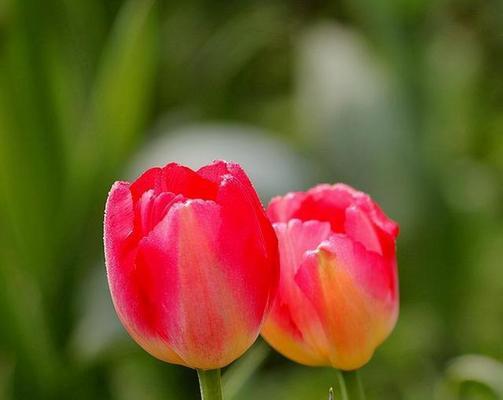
[104,182,136,313]
[354,193,399,239]
[104,182,134,265]
[162,163,218,200]
[198,161,274,243]
[129,163,218,202]
[294,236,398,370]
[214,174,279,325]
[353,194,399,259]
[199,161,279,313]
[344,205,382,254]
[135,190,185,237]
[262,220,332,366]
[267,192,307,223]
[105,182,186,365]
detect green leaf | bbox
[223,341,270,400]
[70,0,159,198]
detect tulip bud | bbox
[104,161,279,369]
[261,184,399,370]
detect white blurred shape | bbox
[297,23,384,136]
[296,22,420,231]
[129,122,313,200]
[71,265,123,360]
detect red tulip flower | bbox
[104,161,279,370]
[261,184,399,371]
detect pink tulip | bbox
[104,161,279,370]
[261,184,399,370]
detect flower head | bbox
[261,184,399,370]
[104,161,279,369]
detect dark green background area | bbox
[0,0,502,399]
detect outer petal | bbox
[261,220,332,366]
[353,191,399,239]
[352,193,399,259]
[104,182,134,272]
[104,182,185,365]
[294,236,398,370]
[104,182,136,322]
[267,192,307,223]
[344,204,382,254]
[213,174,279,327]
[199,160,279,311]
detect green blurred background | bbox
[0,0,502,399]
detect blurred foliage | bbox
[0,0,502,399]
[434,355,503,399]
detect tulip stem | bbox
[198,369,224,400]
[335,370,349,400]
[341,370,366,400]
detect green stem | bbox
[341,370,366,400]
[197,369,223,400]
[335,370,349,400]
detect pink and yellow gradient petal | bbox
[261,219,332,366]
[295,240,398,370]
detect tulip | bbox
[104,160,279,377]
[261,183,399,372]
